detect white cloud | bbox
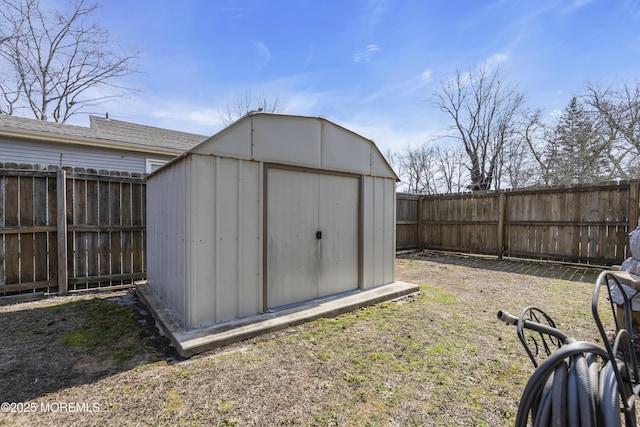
[401,69,434,95]
[363,0,389,28]
[161,108,225,128]
[353,44,381,62]
[338,115,440,155]
[624,0,640,18]
[554,0,596,14]
[221,5,254,19]
[303,50,313,68]
[253,40,271,68]
[444,53,511,89]
[484,52,510,69]
[283,90,333,115]
[91,92,228,135]
[549,108,563,118]
[567,0,596,11]
[364,68,433,102]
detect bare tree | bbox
[383,148,400,177]
[397,143,439,194]
[434,145,466,194]
[582,79,640,178]
[494,113,540,189]
[0,0,140,122]
[432,64,526,191]
[518,109,553,185]
[218,91,285,125]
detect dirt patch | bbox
[0,251,625,426]
[0,291,180,404]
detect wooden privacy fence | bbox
[397,180,639,266]
[0,165,146,296]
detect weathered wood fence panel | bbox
[396,195,420,249]
[419,192,501,255]
[503,184,630,264]
[396,180,639,266]
[0,166,146,296]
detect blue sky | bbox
[67,0,640,154]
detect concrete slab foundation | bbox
[137,281,420,357]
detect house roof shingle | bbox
[0,114,208,154]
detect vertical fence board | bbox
[19,177,34,283]
[64,175,74,286]
[109,180,122,282]
[0,176,4,286]
[98,180,110,280]
[74,178,87,284]
[48,176,58,286]
[33,176,48,282]
[4,176,19,284]
[121,183,133,275]
[132,183,143,228]
[86,179,99,278]
[58,171,69,294]
[0,176,4,226]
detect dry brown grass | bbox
[0,251,617,426]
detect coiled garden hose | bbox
[498,310,633,427]
[515,342,612,427]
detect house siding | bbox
[0,137,175,173]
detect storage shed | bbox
[144,112,405,335]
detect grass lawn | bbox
[0,251,613,426]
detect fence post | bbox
[417,196,423,249]
[497,191,506,260]
[630,180,639,232]
[57,169,68,295]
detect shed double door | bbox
[266,168,359,309]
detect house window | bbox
[146,159,167,173]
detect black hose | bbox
[535,373,554,427]
[515,342,610,427]
[497,309,570,344]
[573,353,596,427]
[586,352,603,425]
[500,305,635,426]
[599,360,623,427]
[567,356,579,427]
[551,361,568,426]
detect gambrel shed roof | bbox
[184,112,399,180]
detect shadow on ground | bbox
[398,249,605,284]
[0,291,181,403]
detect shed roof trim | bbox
[189,112,399,180]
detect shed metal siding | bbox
[187,154,262,329]
[320,123,371,175]
[0,137,173,173]
[190,118,252,160]
[190,155,216,327]
[147,158,190,325]
[361,176,396,288]
[252,115,322,168]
